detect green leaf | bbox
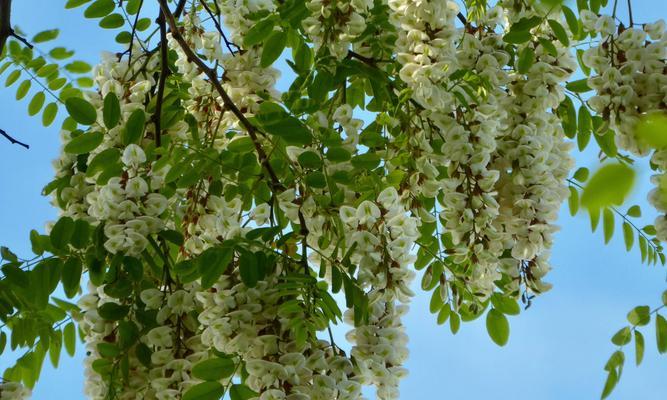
[122,109,146,145]
[568,186,579,216]
[84,0,115,18]
[49,47,75,60]
[622,222,634,251]
[565,78,591,93]
[239,251,259,288]
[103,92,121,129]
[71,219,91,249]
[227,136,255,153]
[503,29,532,44]
[601,369,618,399]
[351,153,381,170]
[260,30,286,68]
[437,305,451,325]
[63,322,76,356]
[656,314,667,354]
[183,382,225,400]
[50,216,75,249]
[65,97,97,125]
[603,208,614,244]
[5,69,20,86]
[627,305,650,326]
[16,79,31,100]
[634,330,644,366]
[638,235,648,263]
[562,6,579,36]
[538,38,558,57]
[243,18,275,48]
[32,29,59,43]
[581,163,636,210]
[611,326,631,346]
[577,105,592,150]
[635,112,667,149]
[28,92,46,116]
[486,308,510,346]
[490,294,521,316]
[297,151,322,169]
[627,205,641,218]
[98,302,130,321]
[65,61,92,73]
[573,167,589,182]
[517,47,535,74]
[191,357,235,381]
[62,257,83,298]
[229,384,258,400]
[64,131,104,154]
[256,102,312,146]
[305,171,326,188]
[198,246,234,289]
[42,102,58,127]
[547,19,569,46]
[99,13,125,29]
[326,146,351,162]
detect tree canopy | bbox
[0,0,666,399]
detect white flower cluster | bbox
[389,0,577,297]
[389,0,459,109]
[37,1,666,399]
[492,2,576,294]
[583,15,667,240]
[0,382,31,400]
[303,0,374,59]
[90,146,169,256]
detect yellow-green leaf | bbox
[622,222,633,251]
[486,308,509,346]
[581,163,636,210]
[602,209,614,244]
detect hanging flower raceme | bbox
[3,1,667,399]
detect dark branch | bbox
[158,0,283,190]
[200,0,239,55]
[456,12,467,26]
[174,0,187,19]
[127,0,144,64]
[153,9,170,148]
[0,0,32,55]
[0,128,29,149]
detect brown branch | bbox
[456,12,467,25]
[126,0,144,64]
[0,0,32,55]
[0,128,29,149]
[153,9,170,148]
[158,0,283,190]
[199,0,238,55]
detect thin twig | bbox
[0,128,29,149]
[158,0,283,190]
[200,0,238,55]
[127,0,144,64]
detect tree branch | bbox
[0,128,29,149]
[0,0,32,55]
[153,9,170,148]
[158,0,283,190]
[200,0,239,55]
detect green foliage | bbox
[486,308,510,346]
[581,164,636,210]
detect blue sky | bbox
[1,1,667,399]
